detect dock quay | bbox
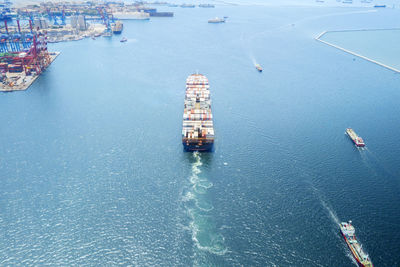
[315,29,400,73]
[1,52,59,92]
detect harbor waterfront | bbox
[1,3,400,266]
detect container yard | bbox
[0,19,59,91]
[0,0,215,92]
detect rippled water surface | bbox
[1,4,400,266]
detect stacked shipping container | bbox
[182,74,214,151]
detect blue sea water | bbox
[1,4,400,266]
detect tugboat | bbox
[339,221,373,267]
[255,63,262,72]
[208,17,225,23]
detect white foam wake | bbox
[184,152,227,258]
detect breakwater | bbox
[315,29,400,73]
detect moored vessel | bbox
[346,128,365,147]
[113,11,150,20]
[182,74,214,151]
[181,3,195,8]
[112,21,123,34]
[120,37,127,42]
[339,221,373,267]
[199,4,215,7]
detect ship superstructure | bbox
[346,128,365,147]
[182,74,214,151]
[339,221,373,267]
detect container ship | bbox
[180,4,195,8]
[339,221,373,267]
[199,4,215,7]
[112,21,123,34]
[346,128,365,147]
[182,74,214,151]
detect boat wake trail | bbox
[311,185,340,226]
[183,152,227,261]
[362,148,398,180]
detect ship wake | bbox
[311,185,340,226]
[183,152,227,261]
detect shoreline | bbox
[315,29,400,73]
[0,52,60,92]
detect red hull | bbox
[340,232,372,267]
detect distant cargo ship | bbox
[112,21,123,34]
[180,4,195,8]
[255,63,262,72]
[374,4,386,7]
[339,221,373,267]
[182,74,214,151]
[113,11,150,20]
[199,4,215,8]
[149,12,174,17]
[346,128,365,147]
[208,17,225,23]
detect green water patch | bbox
[319,28,400,71]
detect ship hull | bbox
[182,140,213,151]
[340,232,365,267]
[340,230,373,267]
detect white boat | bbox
[208,17,225,23]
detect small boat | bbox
[91,36,96,40]
[255,64,262,72]
[120,37,127,42]
[208,17,225,23]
